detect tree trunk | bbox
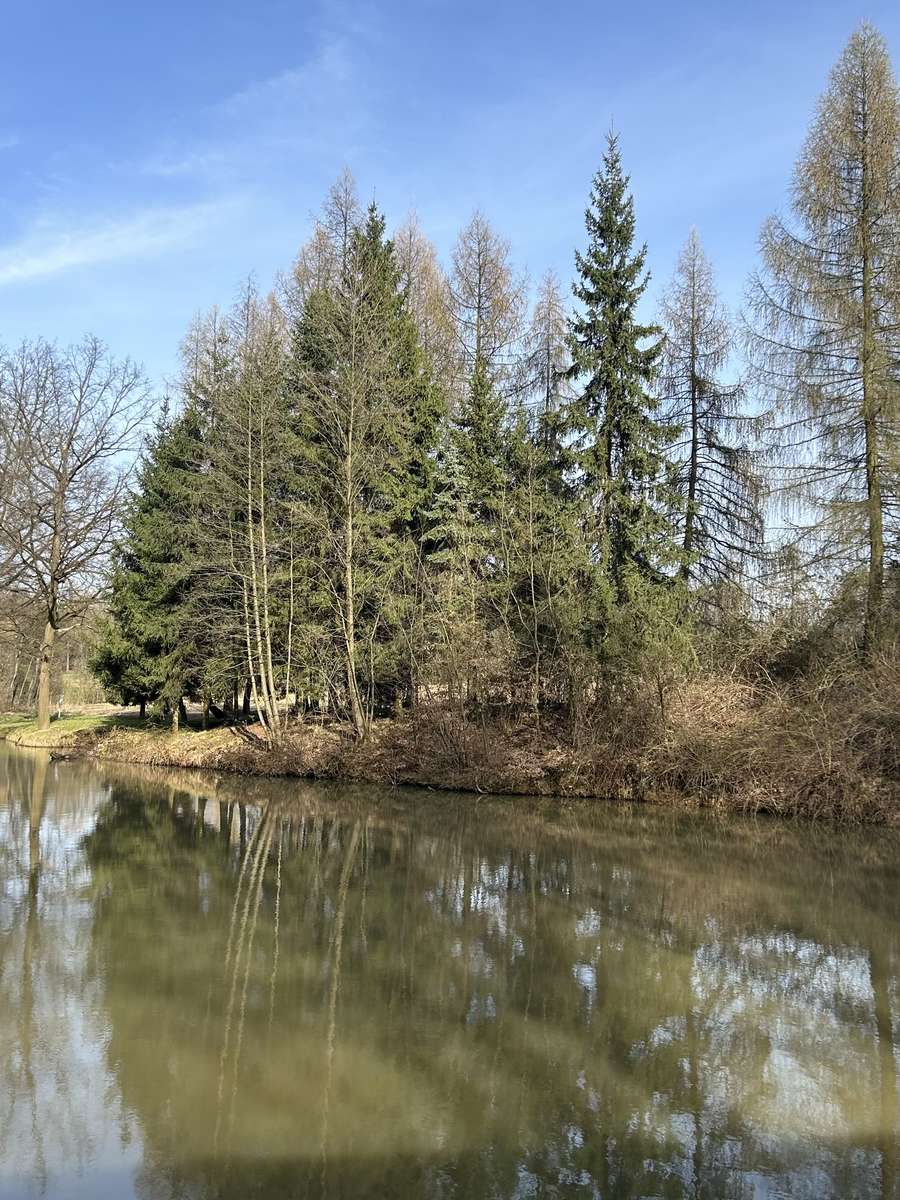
[343,447,367,740]
[139,698,146,719]
[7,650,20,712]
[681,330,699,583]
[860,102,885,656]
[35,620,56,731]
[863,394,885,654]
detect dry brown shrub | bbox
[642,656,899,823]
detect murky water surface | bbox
[0,745,898,1199]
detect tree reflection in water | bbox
[0,747,898,1199]
[0,749,143,1198]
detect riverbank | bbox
[3,671,898,824]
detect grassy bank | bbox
[4,662,898,824]
[0,711,146,748]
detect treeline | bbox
[90,142,752,742]
[2,26,899,779]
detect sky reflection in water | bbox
[0,746,898,1199]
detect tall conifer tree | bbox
[564,133,679,598]
[92,406,204,720]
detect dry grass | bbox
[644,656,900,822]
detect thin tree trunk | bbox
[681,326,700,583]
[36,522,61,730]
[860,96,885,655]
[285,518,295,707]
[7,649,20,712]
[256,403,281,732]
[342,404,366,739]
[35,620,56,731]
[245,398,280,740]
[242,579,268,738]
[344,511,366,738]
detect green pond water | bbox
[0,743,898,1199]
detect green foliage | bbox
[546,134,686,698]
[493,407,591,708]
[454,352,508,527]
[94,109,900,743]
[90,619,159,711]
[97,407,205,712]
[563,134,680,592]
[290,203,444,720]
[89,163,698,732]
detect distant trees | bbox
[0,338,151,728]
[748,22,900,653]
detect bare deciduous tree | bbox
[394,212,457,385]
[447,210,525,403]
[286,168,361,312]
[747,23,900,651]
[195,286,291,744]
[660,230,762,588]
[519,269,572,431]
[0,337,152,728]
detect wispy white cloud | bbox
[0,133,20,151]
[219,38,353,119]
[137,34,367,188]
[0,199,242,286]
[139,149,229,179]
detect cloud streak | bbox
[0,199,241,286]
[137,32,369,188]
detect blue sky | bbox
[1,0,898,392]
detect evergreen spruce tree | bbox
[453,352,508,526]
[178,309,249,720]
[562,134,683,688]
[92,406,204,722]
[565,133,678,593]
[362,205,446,706]
[90,618,159,718]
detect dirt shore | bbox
[3,702,898,825]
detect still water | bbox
[0,744,898,1199]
